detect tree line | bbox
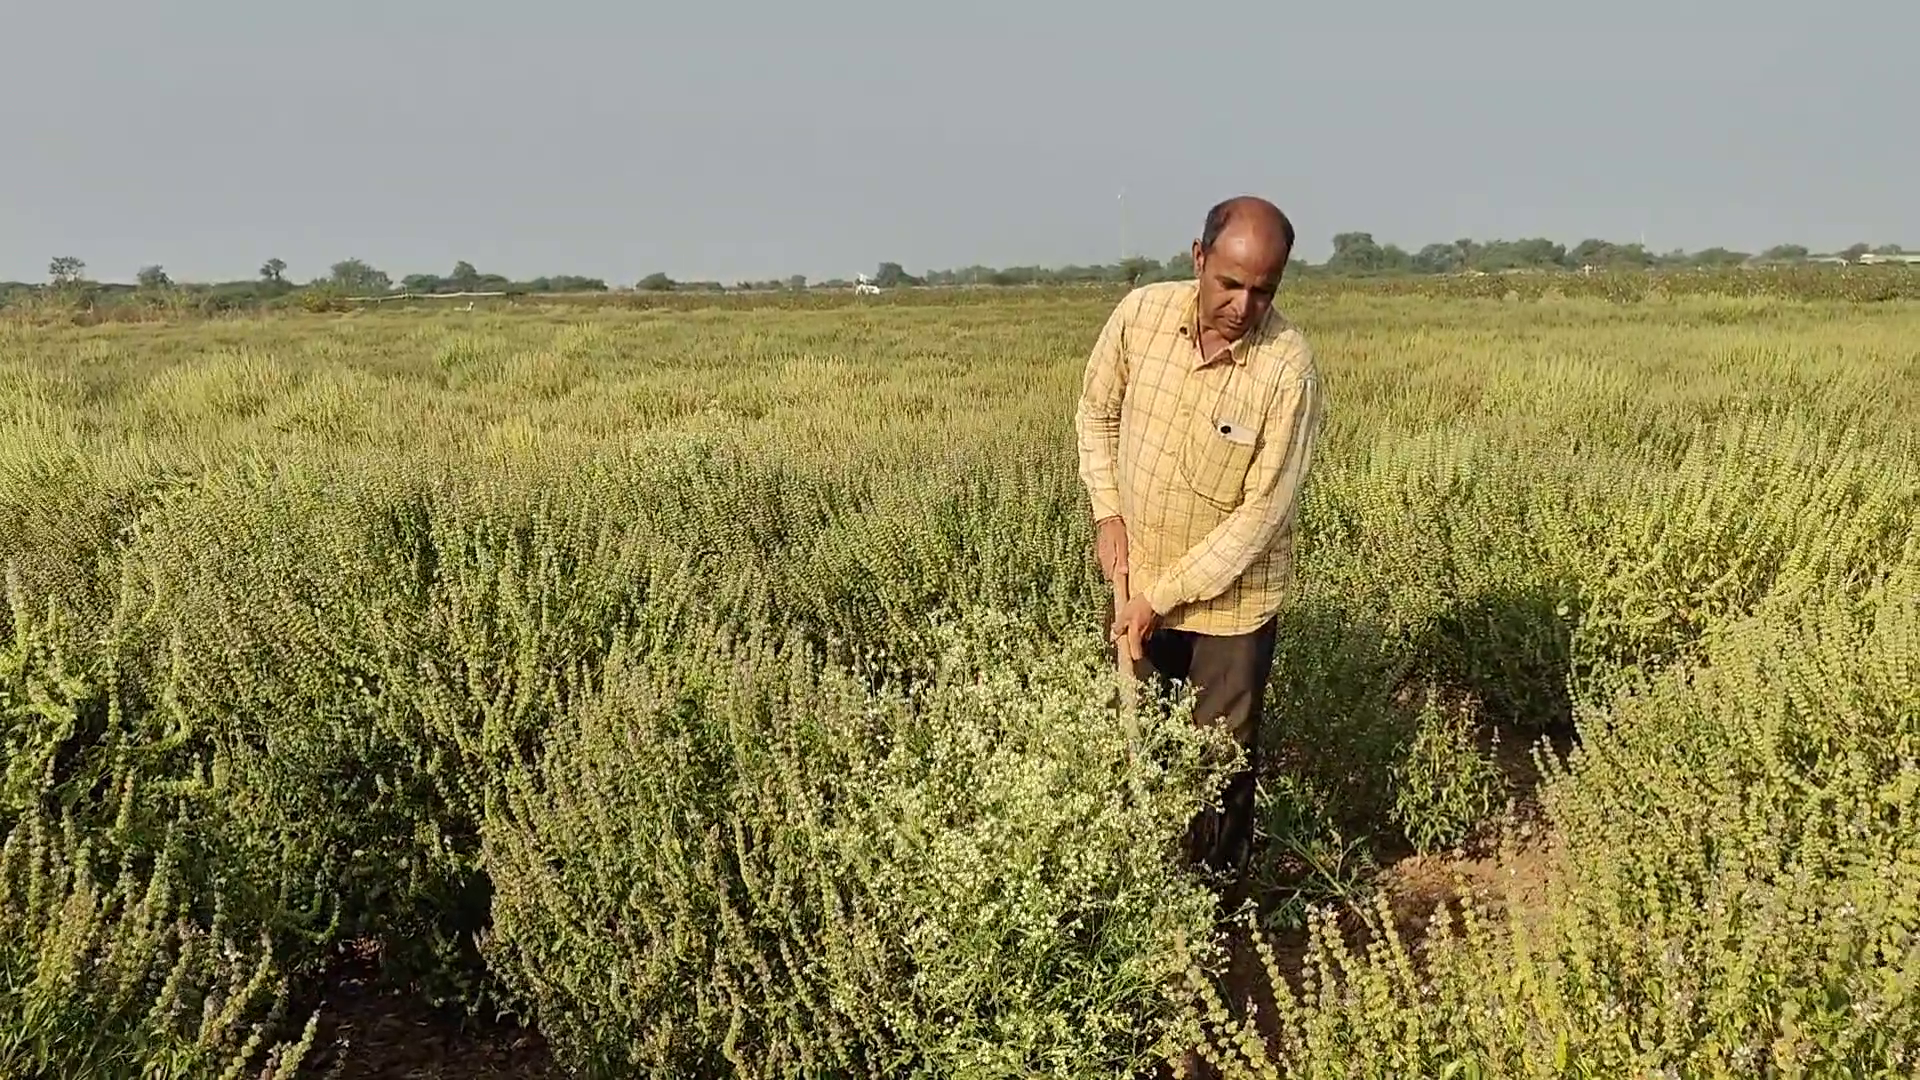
[6,256,613,308]
[4,232,1912,309]
[1312,234,1909,276]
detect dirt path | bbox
[294,945,557,1079]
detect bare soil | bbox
[294,944,557,1079]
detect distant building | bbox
[1858,252,1920,265]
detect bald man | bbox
[1074,195,1323,888]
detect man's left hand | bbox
[1111,593,1161,664]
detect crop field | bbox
[1,280,1917,1078]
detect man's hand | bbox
[1110,593,1160,664]
[1095,516,1129,583]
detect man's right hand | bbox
[1095,516,1128,583]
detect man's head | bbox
[1191,196,1294,343]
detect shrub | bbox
[479,613,1236,1078]
[0,809,319,1080]
[0,579,317,1079]
[1169,553,1920,1078]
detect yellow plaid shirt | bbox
[1074,280,1323,635]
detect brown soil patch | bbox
[1374,825,1560,942]
[1177,827,1561,1078]
[294,944,557,1079]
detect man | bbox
[1073,194,1322,889]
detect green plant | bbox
[1388,694,1503,855]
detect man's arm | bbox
[1143,349,1322,615]
[1073,294,1134,524]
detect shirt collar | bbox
[1175,284,1280,368]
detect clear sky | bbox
[2,0,1912,286]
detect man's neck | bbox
[1196,323,1237,363]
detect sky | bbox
[2,0,1913,286]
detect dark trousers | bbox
[1131,618,1277,885]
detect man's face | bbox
[1192,231,1289,342]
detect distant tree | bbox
[1326,232,1400,274]
[1413,242,1466,274]
[328,258,391,294]
[401,273,440,293]
[1607,243,1656,268]
[543,275,607,292]
[260,257,287,283]
[1467,237,1565,271]
[788,274,807,291]
[1128,257,1171,284]
[1841,243,1872,263]
[48,256,86,285]
[1119,256,1155,287]
[136,265,173,289]
[1566,238,1615,267]
[874,261,921,288]
[637,272,675,291]
[450,260,480,289]
[1685,247,1749,267]
[1760,244,1808,262]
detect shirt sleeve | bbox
[1073,293,1134,524]
[1144,345,1322,615]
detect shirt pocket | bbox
[1176,411,1260,510]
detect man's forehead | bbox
[1205,232,1288,277]
[1205,250,1286,285]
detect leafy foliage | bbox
[0,286,1914,1074]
